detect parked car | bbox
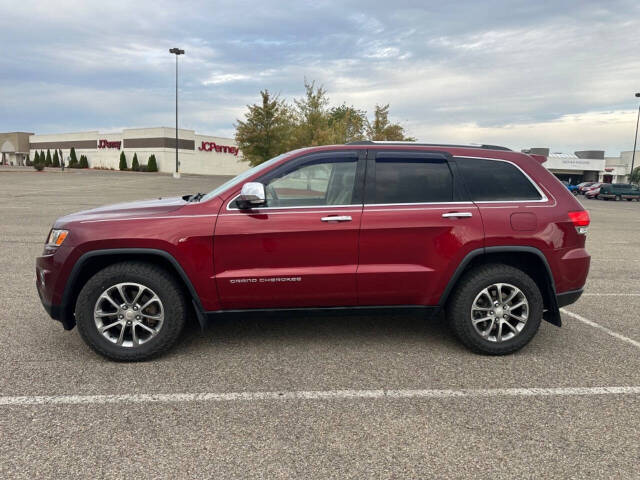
[37,142,591,360]
[562,181,579,195]
[597,183,640,201]
[577,182,596,194]
[581,182,603,196]
[585,185,605,199]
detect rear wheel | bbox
[447,264,543,355]
[75,262,186,361]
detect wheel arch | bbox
[60,248,206,330]
[440,246,561,326]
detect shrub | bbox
[33,160,44,171]
[139,164,148,172]
[119,151,128,170]
[52,150,60,167]
[40,151,45,165]
[147,154,158,172]
[45,150,52,166]
[69,147,78,168]
[26,155,32,167]
[34,151,40,165]
[79,155,89,168]
[132,153,140,171]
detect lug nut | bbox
[503,314,507,319]
[490,311,494,315]
[133,306,138,311]
[136,315,140,320]
[118,314,123,319]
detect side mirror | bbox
[237,182,266,209]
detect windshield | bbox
[200,152,291,202]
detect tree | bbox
[45,150,52,167]
[40,151,45,165]
[630,166,640,185]
[147,154,158,172]
[119,151,127,170]
[69,147,78,168]
[289,80,333,149]
[52,150,60,167]
[366,104,416,141]
[328,104,368,144]
[79,155,89,168]
[34,151,40,165]
[235,90,294,166]
[131,153,140,171]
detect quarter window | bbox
[456,158,542,201]
[370,157,453,204]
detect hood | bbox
[54,196,187,226]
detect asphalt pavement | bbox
[1,168,639,479]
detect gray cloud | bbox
[2,0,640,153]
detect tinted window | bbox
[264,157,357,207]
[456,158,542,201]
[372,157,453,204]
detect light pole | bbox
[630,93,640,183]
[169,47,185,179]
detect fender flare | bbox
[439,246,561,326]
[60,248,207,330]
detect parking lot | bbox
[1,168,639,479]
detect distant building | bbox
[0,132,33,166]
[520,147,640,184]
[26,127,246,175]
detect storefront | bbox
[522,148,605,184]
[1,132,33,166]
[28,127,246,176]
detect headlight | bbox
[47,229,69,247]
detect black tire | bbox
[75,262,187,361]
[447,264,543,355]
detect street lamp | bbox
[169,47,185,179]
[631,92,640,183]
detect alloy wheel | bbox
[470,283,529,342]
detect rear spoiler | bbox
[529,154,547,164]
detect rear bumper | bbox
[556,288,583,308]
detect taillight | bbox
[568,210,590,234]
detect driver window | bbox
[265,158,357,207]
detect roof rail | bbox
[345,140,511,151]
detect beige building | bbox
[1,132,33,166]
[28,127,247,175]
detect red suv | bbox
[36,143,591,360]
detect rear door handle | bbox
[321,215,352,222]
[442,212,473,218]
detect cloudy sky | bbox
[2,0,640,154]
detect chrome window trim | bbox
[455,156,550,204]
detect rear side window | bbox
[371,157,453,204]
[456,158,542,201]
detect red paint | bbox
[37,144,590,324]
[198,141,239,156]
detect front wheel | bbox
[75,262,187,361]
[447,264,543,355]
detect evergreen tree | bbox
[52,150,60,167]
[69,147,78,168]
[235,90,294,166]
[34,151,40,165]
[44,149,52,167]
[131,153,140,171]
[79,155,89,168]
[119,151,128,170]
[147,154,158,172]
[290,80,333,149]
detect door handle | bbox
[442,212,473,218]
[321,215,352,222]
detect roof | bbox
[346,141,511,151]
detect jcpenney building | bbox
[28,127,246,175]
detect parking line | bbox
[561,308,640,349]
[582,293,640,296]
[1,386,639,407]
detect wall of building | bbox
[28,128,248,176]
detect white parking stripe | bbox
[582,293,640,296]
[561,308,640,349]
[1,386,639,407]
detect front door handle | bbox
[321,215,352,222]
[442,212,473,218]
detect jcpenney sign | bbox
[98,139,121,149]
[199,141,239,156]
